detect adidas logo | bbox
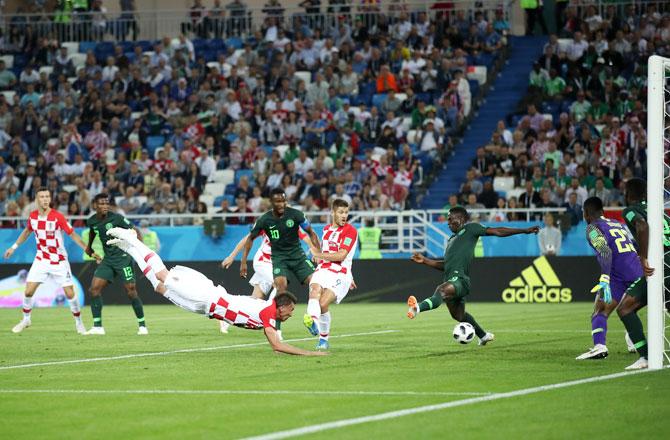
[502,256,572,303]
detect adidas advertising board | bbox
[0,258,601,305]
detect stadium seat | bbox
[295,71,311,86]
[60,41,79,55]
[0,55,13,69]
[62,185,76,193]
[199,193,215,207]
[1,90,16,104]
[557,38,572,53]
[406,130,420,146]
[78,41,97,53]
[70,53,87,69]
[214,194,235,207]
[204,182,226,197]
[39,66,53,77]
[146,136,165,156]
[395,93,407,102]
[226,37,243,50]
[275,144,289,158]
[466,66,487,85]
[211,169,235,185]
[234,169,254,185]
[400,117,412,133]
[493,177,515,193]
[224,184,237,195]
[506,188,525,201]
[372,94,387,110]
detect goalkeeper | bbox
[578,197,648,370]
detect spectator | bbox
[538,213,562,256]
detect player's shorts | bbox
[310,269,352,304]
[163,265,222,315]
[93,256,135,283]
[271,253,315,284]
[249,260,274,295]
[27,259,74,287]
[443,272,471,304]
[623,277,647,306]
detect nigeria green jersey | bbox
[443,223,488,278]
[86,212,134,262]
[623,201,670,250]
[250,207,307,258]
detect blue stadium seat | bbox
[207,39,225,51]
[226,37,243,50]
[372,94,387,110]
[136,40,154,52]
[234,169,254,185]
[79,41,97,53]
[146,136,165,156]
[224,184,237,195]
[468,80,480,98]
[214,195,235,206]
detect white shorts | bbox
[310,269,352,304]
[163,265,223,315]
[26,259,74,287]
[249,260,274,295]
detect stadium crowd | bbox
[0,1,512,227]
[450,2,669,224]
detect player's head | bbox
[331,198,349,226]
[583,197,604,224]
[93,193,110,215]
[275,292,298,322]
[35,187,51,210]
[270,187,287,215]
[625,178,646,205]
[447,206,469,232]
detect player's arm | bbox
[298,213,320,250]
[410,252,444,271]
[134,226,143,242]
[631,217,654,277]
[85,225,96,257]
[222,233,250,269]
[70,230,102,262]
[241,222,262,278]
[264,327,327,356]
[586,224,613,303]
[3,227,32,259]
[310,228,356,262]
[486,225,540,237]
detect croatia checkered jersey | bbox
[254,229,308,264]
[317,223,358,273]
[27,209,74,263]
[208,294,278,330]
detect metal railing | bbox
[0,1,513,44]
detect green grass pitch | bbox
[0,303,667,439]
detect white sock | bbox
[220,320,230,330]
[319,311,331,340]
[307,298,320,321]
[68,296,82,324]
[22,295,34,320]
[124,245,163,289]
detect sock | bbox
[418,289,443,313]
[620,312,648,359]
[267,287,277,300]
[319,311,331,340]
[68,296,82,324]
[591,313,607,346]
[131,297,146,327]
[307,298,320,321]
[276,320,282,331]
[126,247,165,289]
[464,312,487,339]
[22,295,34,320]
[91,296,103,327]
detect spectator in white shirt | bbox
[101,56,119,82]
[567,31,588,62]
[293,149,314,177]
[196,149,216,181]
[538,213,562,256]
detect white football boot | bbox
[478,332,495,346]
[12,319,31,333]
[576,344,608,360]
[85,326,106,335]
[624,357,648,370]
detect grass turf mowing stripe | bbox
[240,367,669,440]
[0,329,398,371]
[0,389,491,397]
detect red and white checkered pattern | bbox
[317,223,358,274]
[27,209,73,264]
[208,294,276,330]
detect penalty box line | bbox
[0,330,398,372]
[241,367,670,440]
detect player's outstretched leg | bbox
[407,285,444,319]
[107,228,165,289]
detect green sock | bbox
[131,297,146,327]
[276,320,282,331]
[91,296,103,327]
[464,313,487,338]
[418,289,443,312]
[620,312,648,358]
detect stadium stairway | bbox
[421,36,547,209]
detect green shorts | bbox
[94,256,136,284]
[271,253,315,284]
[624,277,647,306]
[443,272,471,304]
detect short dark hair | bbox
[93,193,110,203]
[332,198,349,210]
[449,206,469,219]
[36,186,50,195]
[270,187,286,198]
[583,196,604,216]
[625,178,646,201]
[275,292,297,307]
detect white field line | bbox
[240,367,670,440]
[0,389,490,397]
[0,329,397,371]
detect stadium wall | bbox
[0,222,594,264]
[0,256,599,305]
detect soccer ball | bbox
[453,322,476,344]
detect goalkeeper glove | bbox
[590,274,612,304]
